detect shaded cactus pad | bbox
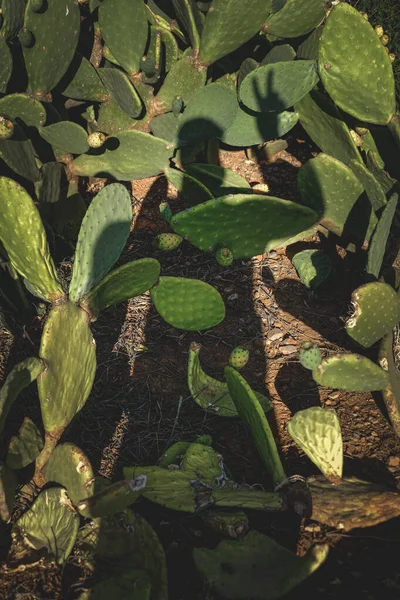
[6,417,43,470]
[292,249,332,289]
[299,342,322,371]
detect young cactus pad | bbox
[346,282,400,348]
[229,347,249,370]
[13,488,79,564]
[225,366,286,486]
[171,194,318,259]
[288,407,343,482]
[194,530,329,600]
[0,177,64,302]
[6,417,43,470]
[69,183,132,302]
[299,343,322,371]
[156,233,183,251]
[313,353,389,392]
[150,276,225,330]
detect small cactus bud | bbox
[389,53,396,63]
[0,116,14,140]
[215,248,233,266]
[375,25,384,38]
[229,346,250,370]
[360,12,368,20]
[381,34,389,46]
[30,0,45,11]
[156,233,183,251]
[172,96,184,117]
[350,129,363,147]
[159,202,172,223]
[87,132,106,148]
[18,28,35,48]
[355,126,368,136]
[299,342,322,371]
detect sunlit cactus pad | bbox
[313,353,389,392]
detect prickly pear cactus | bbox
[184,163,251,196]
[367,194,398,279]
[0,462,17,522]
[201,510,249,539]
[156,233,183,251]
[299,343,322,371]
[6,417,43,470]
[78,478,146,518]
[216,248,234,267]
[379,328,400,440]
[292,249,332,289]
[313,353,389,392]
[228,347,249,370]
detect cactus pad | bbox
[99,0,148,76]
[288,407,343,482]
[0,462,17,522]
[260,44,296,66]
[38,301,96,436]
[216,248,234,266]
[58,54,109,102]
[0,121,41,181]
[71,130,174,181]
[172,194,318,258]
[156,54,207,110]
[156,233,183,251]
[0,178,64,301]
[379,329,400,440]
[318,3,396,125]
[0,41,12,94]
[240,60,319,113]
[222,106,299,147]
[158,441,191,468]
[265,0,326,38]
[225,366,285,485]
[299,343,322,371]
[78,479,145,518]
[0,357,44,434]
[150,276,225,330]
[313,353,389,392]
[81,258,161,320]
[69,183,132,302]
[0,93,46,128]
[39,122,90,155]
[229,347,249,370]
[43,443,95,515]
[198,0,273,66]
[99,68,142,119]
[292,249,332,289]
[194,530,328,600]
[6,417,43,470]
[97,98,136,136]
[13,487,79,564]
[164,166,214,206]
[367,194,398,279]
[22,0,80,95]
[349,159,387,212]
[201,510,249,539]
[346,282,400,348]
[185,163,251,196]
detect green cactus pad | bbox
[159,26,180,73]
[0,178,64,301]
[216,248,234,266]
[150,276,225,330]
[181,443,223,483]
[221,105,299,147]
[77,479,145,518]
[171,194,318,258]
[265,0,325,38]
[188,342,271,417]
[379,329,400,440]
[0,357,44,435]
[346,282,400,348]
[99,68,142,119]
[240,60,319,113]
[158,441,191,468]
[0,128,41,184]
[43,443,95,515]
[201,510,249,539]
[212,488,285,512]
[38,301,96,435]
[260,44,296,66]
[85,572,151,600]
[39,122,90,155]
[297,153,377,243]
[237,58,259,89]
[71,130,174,181]
[156,54,207,110]
[150,112,181,145]
[0,462,17,522]
[0,93,46,128]
[292,249,332,289]
[164,166,214,206]
[225,366,286,486]
[194,530,328,600]
[295,91,362,166]
[36,162,68,205]
[185,163,251,196]
[59,54,109,102]
[22,0,80,95]
[297,25,324,60]
[6,417,43,470]
[97,98,137,136]
[229,347,249,370]
[313,353,389,392]
[318,3,396,125]
[349,159,387,212]
[288,407,343,482]
[156,233,183,251]
[177,83,238,146]
[1,0,26,39]
[99,0,148,76]
[0,40,12,94]
[13,487,79,564]
[198,0,273,66]
[159,201,172,223]
[81,258,161,320]
[367,194,398,279]
[69,183,132,302]
[299,343,322,371]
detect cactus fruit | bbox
[318,3,396,125]
[185,163,251,196]
[87,131,107,148]
[240,60,319,113]
[375,25,384,38]
[6,417,43,470]
[367,194,398,278]
[159,201,172,223]
[312,353,389,392]
[18,28,35,48]
[346,282,400,348]
[172,194,318,258]
[292,249,332,289]
[288,407,343,482]
[69,183,132,302]
[194,530,329,600]
[39,122,90,155]
[172,96,184,117]
[299,343,322,371]
[156,233,183,251]
[216,248,234,267]
[0,462,17,522]
[150,276,225,330]
[81,258,161,321]
[265,0,326,38]
[381,34,389,47]
[164,166,214,206]
[225,366,286,486]
[13,487,79,564]
[0,116,13,140]
[379,329,400,440]
[228,346,249,370]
